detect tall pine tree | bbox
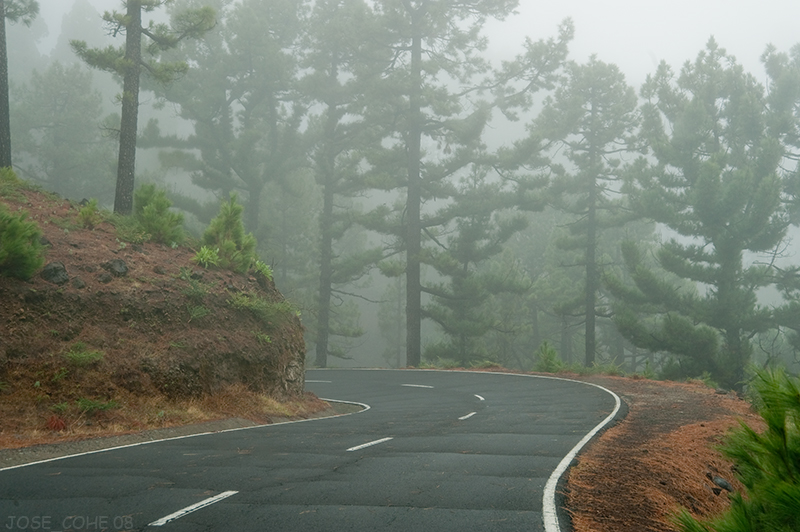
[537,56,639,366]
[71,0,214,214]
[614,39,796,389]
[0,0,38,169]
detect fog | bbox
[7,0,800,381]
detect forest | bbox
[3,0,800,391]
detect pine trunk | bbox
[405,32,423,368]
[114,1,142,215]
[0,1,11,169]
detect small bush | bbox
[75,397,119,416]
[253,331,272,345]
[534,342,563,373]
[0,203,44,280]
[64,342,104,367]
[180,278,209,301]
[109,213,150,244]
[77,198,104,229]
[134,183,184,245]
[192,245,220,269]
[203,194,257,273]
[227,292,295,328]
[253,260,273,281]
[187,305,211,321]
[0,167,27,198]
[673,367,800,532]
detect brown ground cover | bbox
[564,375,763,532]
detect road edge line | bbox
[0,399,370,472]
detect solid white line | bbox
[0,399,370,472]
[148,490,238,526]
[458,412,476,420]
[401,384,433,388]
[312,367,623,532]
[542,381,621,532]
[346,437,393,452]
[474,394,485,401]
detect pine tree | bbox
[71,0,214,214]
[0,0,38,169]
[11,62,116,203]
[536,56,639,366]
[615,39,796,389]
[302,0,387,367]
[367,1,570,367]
[152,0,305,236]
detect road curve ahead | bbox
[0,369,620,532]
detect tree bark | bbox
[0,0,12,169]
[114,0,142,214]
[405,32,423,367]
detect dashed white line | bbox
[346,437,394,452]
[458,412,476,420]
[401,384,433,388]
[148,491,238,526]
[474,394,485,401]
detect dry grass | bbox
[0,384,329,450]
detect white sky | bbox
[34,0,800,88]
[486,0,800,87]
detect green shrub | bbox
[0,167,26,198]
[77,198,104,229]
[134,183,184,245]
[673,368,800,532]
[109,213,150,244]
[187,305,211,321]
[180,278,209,301]
[0,203,44,280]
[203,194,257,273]
[253,259,273,281]
[64,342,104,367]
[192,245,220,269]
[534,341,563,373]
[75,397,119,416]
[227,292,295,328]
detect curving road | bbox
[0,369,620,532]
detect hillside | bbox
[0,178,323,449]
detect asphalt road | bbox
[0,369,620,532]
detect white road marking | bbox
[305,380,332,383]
[458,412,476,420]
[474,394,485,401]
[148,490,238,526]
[0,399,370,473]
[346,437,393,452]
[542,380,621,532]
[401,384,433,388]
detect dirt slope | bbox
[1,182,313,448]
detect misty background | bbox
[7,0,800,382]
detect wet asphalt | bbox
[0,369,620,532]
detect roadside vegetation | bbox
[673,368,800,532]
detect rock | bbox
[40,262,69,285]
[71,277,86,289]
[190,269,204,280]
[97,272,113,284]
[102,259,128,277]
[153,265,166,275]
[715,388,728,395]
[713,476,734,492]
